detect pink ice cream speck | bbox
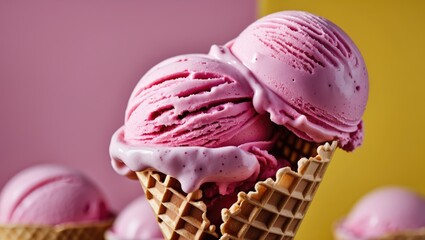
[336,187,425,239]
[0,164,110,225]
[229,11,369,151]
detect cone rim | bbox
[334,219,425,240]
[0,217,114,231]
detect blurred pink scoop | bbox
[106,196,163,240]
[0,164,110,225]
[335,187,425,239]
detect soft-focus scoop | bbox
[0,164,110,225]
[106,196,163,240]
[336,187,425,239]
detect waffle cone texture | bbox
[0,219,113,240]
[137,133,337,240]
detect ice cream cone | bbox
[136,128,337,240]
[0,219,113,240]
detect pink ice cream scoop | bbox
[335,187,425,239]
[229,10,369,151]
[124,54,274,148]
[106,196,163,240]
[0,164,110,225]
[111,53,281,194]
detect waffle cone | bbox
[136,170,219,240]
[221,141,336,240]
[0,219,113,240]
[137,130,337,240]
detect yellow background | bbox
[259,0,425,239]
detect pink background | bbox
[0,1,256,212]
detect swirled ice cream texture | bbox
[111,54,276,194]
[229,11,369,151]
[124,54,273,147]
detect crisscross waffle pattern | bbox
[220,142,337,240]
[272,128,321,167]
[0,219,113,240]
[137,170,218,240]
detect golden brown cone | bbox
[138,134,337,240]
[0,219,113,240]
[221,141,336,240]
[137,170,218,240]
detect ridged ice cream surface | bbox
[0,164,110,225]
[230,11,369,151]
[336,187,425,239]
[110,53,279,194]
[107,196,163,240]
[124,54,274,147]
